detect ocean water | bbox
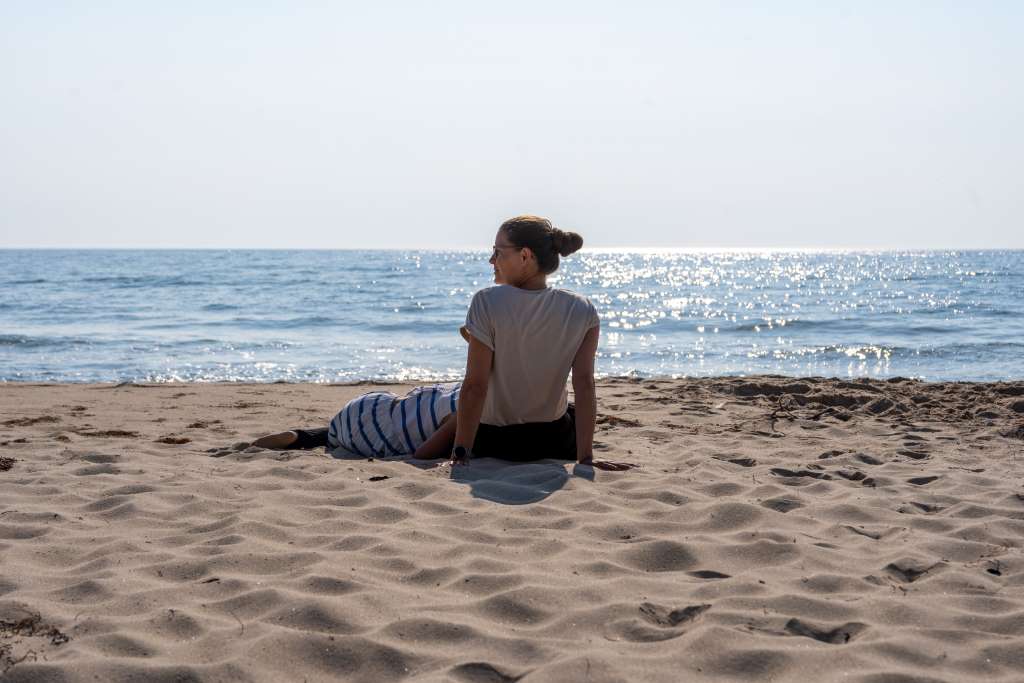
[1,249,1022,383]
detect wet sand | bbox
[1,377,1023,682]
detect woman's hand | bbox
[448,445,472,467]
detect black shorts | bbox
[472,404,577,462]
[287,427,329,450]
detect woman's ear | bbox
[459,326,471,343]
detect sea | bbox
[1,249,1022,383]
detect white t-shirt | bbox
[464,285,600,426]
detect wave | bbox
[2,278,47,285]
[140,315,462,332]
[0,334,94,348]
[80,275,211,288]
[136,315,337,331]
[727,319,838,333]
[0,334,40,347]
[723,315,1018,336]
[731,340,1024,364]
[0,334,301,353]
[365,319,463,334]
[911,341,1024,358]
[225,315,336,329]
[970,306,1022,318]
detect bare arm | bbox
[571,326,637,472]
[451,336,493,464]
[413,412,457,459]
[571,325,599,463]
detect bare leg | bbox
[252,431,299,450]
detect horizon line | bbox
[1,245,1023,253]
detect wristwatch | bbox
[451,445,472,461]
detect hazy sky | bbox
[1,2,1021,249]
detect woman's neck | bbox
[514,273,547,290]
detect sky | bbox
[1,2,1021,249]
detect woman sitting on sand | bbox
[254,215,633,471]
[449,215,633,471]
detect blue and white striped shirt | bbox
[327,382,462,456]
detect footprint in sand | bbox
[155,436,192,444]
[640,602,711,627]
[597,415,642,428]
[770,468,833,481]
[842,525,885,540]
[761,498,804,513]
[449,662,524,683]
[2,415,60,427]
[783,618,867,644]
[77,452,120,464]
[898,501,945,514]
[818,449,847,459]
[78,429,140,438]
[620,540,698,573]
[604,603,711,642]
[72,464,121,476]
[688,570,731,579]
[714,456,756,467]
[882,559,945,583]
[206,441,252,457]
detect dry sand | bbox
[1,377,1023,682]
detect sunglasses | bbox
[491,244,522,260]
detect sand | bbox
[1,377,1023,682]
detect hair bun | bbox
[552,228,583,257]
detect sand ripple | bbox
[1,377,1023,681]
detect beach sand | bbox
[1,377,1023,682]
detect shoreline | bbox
[4,373,1024,386]
[2,376,1022,681]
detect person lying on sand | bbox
[252,381,463,459]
